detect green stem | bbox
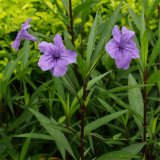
[143,69,148,159]
[80,79,87,160]
[0,102,3,128]
[158,4,160,37]
[69,0,74,45]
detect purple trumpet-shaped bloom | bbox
[105,25,139,70]
[38,34,77,77]
[11,18,36,52]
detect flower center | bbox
[53,47,61,59]
[53,55,60,59]
[118,42,125,51]
[119,46,123,50]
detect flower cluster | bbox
[12,19,139,76]
[12,19,77,77]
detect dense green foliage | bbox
[0,0,160,159]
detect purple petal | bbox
[61,49,77,64]
[105,39,119,58]
[11,18,36,52]
[114,50,132,70]
[38,42,55,55]
[22,18,32,29]
[11,38,21,52]
[38,54,55,71]
[19,30,36,41]
[121,26,135,42]
[112,25,121,43]
[50,59,67,77]
[54,34,63,45]
[123,41,139,59]
[54,34,65,51]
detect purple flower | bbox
[38,34,77,77]
[105,25,139,70]
[11,18,36,52]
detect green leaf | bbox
[159,11,160,37]
[62,0,69,14]
[73,0,98,18]
[141,30,148,69]
[98,98,115,113]
[96,2,121,54]
[21,40,30,69]
[87,70,112,89]
[71,71,112,110]
[0,80,7,102]
[4,53,23,81]
[140,7,148,69]
[142,0,148,16]
[64,30,76,50]
[56,93,68,116]
[107,93,143,123]
[15,133,53,141]
[122,142,145,154]
[29,108,76,159]
[85,110,127,134]
[147,0,159,20]
[147,70,160,93]
[43,0,55,11]
[54,77,65,101]
[128,8,141,30]
[128,74,144,118]
[19,137,31,160]
[9,109,36,131]
[90,3,121,70]
[128,74,143,136]
[150,116,158,136]
[96,150,139,160]
[149,38,160,67]
[77,54,87,78]
[86,13,98,67]
[61,75,78,99]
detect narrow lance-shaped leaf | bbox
[21,40,30,69]
[77,54,88,78]
[149,38,160,67]
[107,93,143,123]
[147,0,159,20]
[122,142,145,154]
[96,150,139,160]
[84,110,127,134]
[86,13,98,67]
[15,133,54,141]
[147,70,160,93]
[29,108,76,159]
[62,0,69,14]
[96,143,144,160]
[140,8,148,69]
[89,3,122,76]
[73,0,98,18]
[142,0,148,16]
[70,71,112,110]
[128,74,143,136]
[4,53,24,81]
[19,137,31,160]
[128,7,141,31]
